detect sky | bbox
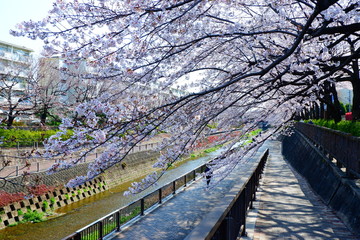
[0,0,54,54]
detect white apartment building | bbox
[0,40,34,121]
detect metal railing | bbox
[185,149,269,240]
[62,164,206,240]
[295,122,360,177]
[0,142,160,178]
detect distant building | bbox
[0,40,33,95]
[336,82,353,112]
[0,40,33,120]
[38,57,112,108]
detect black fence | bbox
[295,122,360,177]
[185,149,269,240]
[62,164,205,240]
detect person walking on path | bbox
[205,165,212,186]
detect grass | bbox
[80,207,141,240]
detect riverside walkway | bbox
[111,141,358,240]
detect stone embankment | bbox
[0,149,160,229]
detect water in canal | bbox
[0,150,222,240]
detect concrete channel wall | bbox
[0,150,160,229]
[282,131,360,235]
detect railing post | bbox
[16,166,19,176]
[141,199,145,215]
[173,181,176,194]
[249,176,254,209]
[74,232,81,240]
[159,188,162,204]
[99,221,103,240]
[116,211,120,232]
[240,189,246,236]
[37,162,40,172]
[193,170,196,181]
[184,175,187,187]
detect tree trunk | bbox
[351,59,360,120]
[323,82,342,122]
[6,115,15,128]
[40,110,47,126]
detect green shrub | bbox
[22,210,44,223]
[17,210,24,216]
[42,201,49,211]
[204,145,222,153]
[306,120,360,137]
[0,129,73,147]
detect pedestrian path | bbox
[111,142,270,240]
[109,140,357,240]
[250,141,358,240]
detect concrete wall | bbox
[282,131,360,235]
[101,150,160,189]
[1,150,159,193]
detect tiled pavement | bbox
[110,141,358,240]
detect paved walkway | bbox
[110,141,358,240]
[251,141,358,240]
[111,143,269,240]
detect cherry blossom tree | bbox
[10,0,360,193]
[0,70,36,128]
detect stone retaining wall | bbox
[0,150,160,229]
[0,177,107,229]
[282,130,360,235]
[101,150,160,189]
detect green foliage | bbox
[47,114,62,126]
[306,119,360,137]
[65,194,70,200]
[50,197,56,205]
[22,210,44,223]
[206,122,218,129]
[0,129,73,147]
[42,201,49,211]
[80,207,141,240]
[17,209,24,216]
[247,129,262,137]
[120,207,141,224]
[203,145,222,153]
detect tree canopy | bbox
[11,0,360,193]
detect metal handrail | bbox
[295,122,360,177]
[185,149,269,240]
[63,148,269,240]
[62,163,206,240]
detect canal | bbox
[0,150,223,240]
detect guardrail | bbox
[62,164,207,240]
[185,149,269,240]
[295,122,360,177]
